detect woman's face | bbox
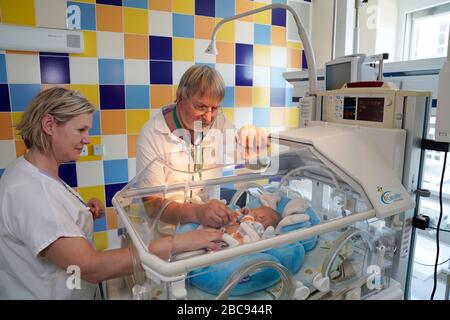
[51,113,92,163]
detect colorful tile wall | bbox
[0,0,306,250]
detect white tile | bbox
[148,10,172,37]
[215,63,235,86]
[234,108,253,129]
[35,0,67,28]
[235,21,253,44]
[69,57,98,84]
[172,61,193,85]
[124,59,149,85]
[0,140,16,168]
[97,32,124,59]
[271,47,287,68]
[253,66,270,87]
[107,229,122,249]
[6,54,41,84]
[76,160,104,187]
[195,39,216,64]
[102,135,128,160]
[128,158,136,181]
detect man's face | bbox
[177,92,221,130]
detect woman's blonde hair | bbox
[175,65,225,103]
[16,87,96,153]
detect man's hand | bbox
[236,125,270,161]
[87,198,105,220]
[197,199,235,227]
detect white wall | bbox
[311,0,334,69]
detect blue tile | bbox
[125,85,149,109]
[236,43,253,66]
[40,56,70,84]
[150,61,172,84]
[96,0,122,6]
[9,84,41,112]
[222,86,234,107]
[103,159,128,184]
[235,65,253,86]
[173,14,194,38]
[252,108,270,128]
[254,24,271,45]
[271,67,286,88]
[286,87,294,106]
[195,0,215,17]
[93,215,107,232]
[215,0,234,18]
[0,169,4,178]
[149,36,172,61]
[89,110,101,135]
[123,0,147,8]
[0,84,10,112]
[270,88,285,107]
[99,85,125,109]
[99,59,124,85]
[67,2,96,30]
[40,52,69,57]
[302,50,308,69]
[0,55,7,83]
[272,8,286,27]
[105,182,127,207]
[59,162,78,188]
[272,0,287,4]
[432,99,437,108]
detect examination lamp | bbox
[205,4,318,96]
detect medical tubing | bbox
[215,259,295,300]
[278,165,341,192]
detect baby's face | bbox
[248,206,281,228]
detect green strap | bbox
[172,106,183,130]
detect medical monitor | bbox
[325,56,362,90]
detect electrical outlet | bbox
[80,145,88,156]
[93,144,105,156]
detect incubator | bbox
[112,123,412,300]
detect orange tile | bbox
[106,207,118,229]
[216,41,235,64]
[272,26,286,47]
[100,110,126,135]
[42,84,70,90]
[5,50,38,55]
[124,34,149,59]
[235,87,252,107]
[0,113,13,140]
[150,85,174,108]
[287,48,301,69]
[128,134,138,158]
[15,140,27,157]
[96,4,123,32]
[195,16,215,40]
[148,0,172,11]
[236,0,253,22]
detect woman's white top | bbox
[0,156,96,299]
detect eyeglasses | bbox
[191,104,222,115]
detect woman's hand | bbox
[197,199,234,227]
[87,198,105,220]
[173,228,224,253]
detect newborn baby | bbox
[222,205,281,247]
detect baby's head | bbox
[241,206,281,228]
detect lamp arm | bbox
[208,4,317,96]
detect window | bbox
[406,3,450,60]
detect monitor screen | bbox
[325,61,352,90]
[356,97,384,122]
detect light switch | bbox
[93,144,105,156]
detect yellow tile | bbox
[70,85,99,108]
[0,0,36,26]
[252,87,269,107]
[77,185,106,206]
[215,19,235,42]
[127,109,150,134]
[285,108,299,127]
[93,231,108,251]
[124,7,148,35]
[172,38,194,61]
[222,108,234,124]
[71,31,97,58]
[254,45,270,66]
[172,0,194,14]
[253,2,271,25]
[287,41,302,50]
[11,112,23,140]
[78,136,103,162]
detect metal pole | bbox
[331,0,337,60]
